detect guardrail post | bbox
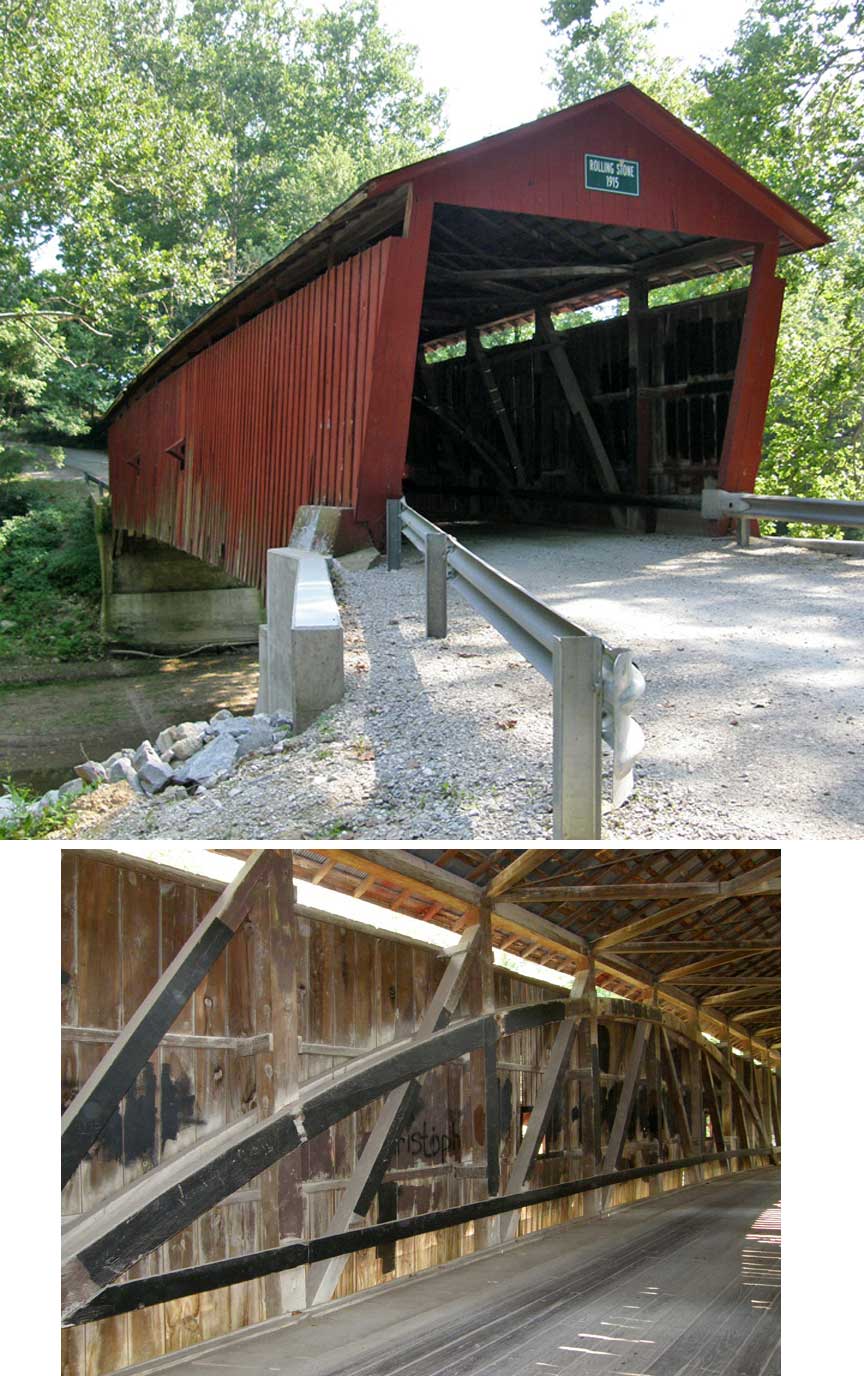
[737,516,750,548]
[553,635,603,839]
[425,530,448,638]
[386,499,402,571]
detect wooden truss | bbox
[60,850,274,1188]
[61,852,777,1331]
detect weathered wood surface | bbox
[60,850,780,1372]
[305,926,482,1307]
[62,998,587,1319]
[61,851,274,1187]
[68,1149,776,1324]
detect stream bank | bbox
[0,650,258,794]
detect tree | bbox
[545,1,698,116]
[0,0,445,439]
[545,0,864,509]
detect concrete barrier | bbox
[256,547,344,731]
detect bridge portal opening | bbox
[405,203,748,532]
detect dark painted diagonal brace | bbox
[60,849,273,1188]
[305,924,482,1307]
[61,996,585,1320]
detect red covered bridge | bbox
[105,84,827,591]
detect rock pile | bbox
[4,708,293,825]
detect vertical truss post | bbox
[425,529,448,638]
[552,634,603,839]
[769,1071,781,1147]
[500,997,582,1243]
[600,1019,651,1209]
[603,1021,651,1173]
[386,498,402,571]
[305,924,482,1308]
[477,901,500,1198]
[689,1014,704,1177]
[627,276,651,533]
[702,1052,726,1155]
[660,1029,694,1160]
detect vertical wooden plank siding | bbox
[109,239,394,590]
[61,856,774,1373]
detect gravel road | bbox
[81,529,864,841]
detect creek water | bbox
[0,651,258,796]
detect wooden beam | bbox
[592,896,727,952]
[658,951,770,983]
[67,1147,773,1326]
[734,1005,781,1022]
[60,849,274,1189]
[501,1001,582,1242]
[512,879,780,902]
[730,1076,751,1150]
[702,1052,725,1152]
[768,1073,781,1147]
[306,925,483,1307]
[61,996,587,1320]
[602,1021,651,1171]
[702,985,780,1005]
[672,977,780,987]
[620,944,779,954]
[534,306,626,529]
[485,851,550,900]
[660,1029,693,1153]
[485,1025,501,1196]
[469,328,527,484]
[437,265,632,282]
[720,857,781,895]
[61,1026,271,1057]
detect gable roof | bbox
[368,83,828,253]
[103,83,828,425]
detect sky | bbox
[315,0,754,150]
[32,0,752,273]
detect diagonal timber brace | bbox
[501,1005,582,1243]
[60,849,275,1188]
[305,925,483,1307]
[603,1020,651,1173]
[61,995,595,1321]
[534,307,626,529]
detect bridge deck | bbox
[123,1169,781,1376]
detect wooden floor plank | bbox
[113,1170,780,1376]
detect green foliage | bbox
[0,485,103,659]
[0,0,445,437]
[0,777,79,839]
[546,0,864,509]
[545,1,697,114]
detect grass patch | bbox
[0,480,104,661]
[0,776,80,839]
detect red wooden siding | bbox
[108,89,827,576]
[109,239,392,589]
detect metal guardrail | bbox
[702,488,864,547]
[386,499,645,838]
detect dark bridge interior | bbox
[406,204,751,528]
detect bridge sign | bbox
[585,153,640,197]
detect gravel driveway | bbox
[81,529,863,841]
